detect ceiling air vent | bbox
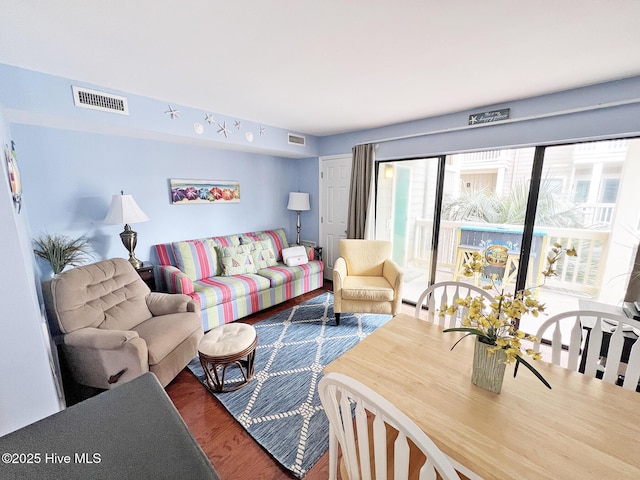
[287,133,306,146]
[72,86,129,115]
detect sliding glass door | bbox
[375,137,640,331]
[374,157,443,304]
[519,138,640,334]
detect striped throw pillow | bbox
[172,239,220,281]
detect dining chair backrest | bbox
[533,310,640,391]
[319,372,462,480]
[414,281,495,328]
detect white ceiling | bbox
[1,0,640,137]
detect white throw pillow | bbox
[281,245,308,266]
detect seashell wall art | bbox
[170,179,240,204]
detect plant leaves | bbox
[442,328,493,350]
[514,356,552,389]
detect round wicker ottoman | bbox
[198,323,257,392]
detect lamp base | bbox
[128,256,143,270]
[120,224,143,270]
[295,211,302,245]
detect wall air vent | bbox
[287,133,306,146]
[72,86,129,115]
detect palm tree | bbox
[442,180,584,228]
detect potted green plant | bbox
[33,233,92,275]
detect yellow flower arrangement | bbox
[462,251,484,277]
[442,243,577,389]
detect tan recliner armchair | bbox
[43,258,203,389]
[333,239,403,325]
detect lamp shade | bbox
[287,192,310,211]
[104,194,150,225]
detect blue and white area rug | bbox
[187,292,391,478]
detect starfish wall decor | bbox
[217,121,231,138]
[164,108,267,142]
[165,105,180,119]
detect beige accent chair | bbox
[333,239,403,325]
[43,258,203,389]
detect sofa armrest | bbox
[146,292,195,316]
[303,246,315,260]
[62,328,149,389]
[157,265,195,294]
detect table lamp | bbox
[287,192,310,245]
[104,191,150,269]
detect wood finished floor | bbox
[165,284,335,480]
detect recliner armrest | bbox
[62,328,149,389]
[64,328,140,350]
[146,292,196,316]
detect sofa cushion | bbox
[246,240,278,269]
[257,261,323,287]
[131,312,202,365]
[341,276,395,302]
[172,239,220,281]
[210,234,241,248]
[243,228,289,261]
[193,274,271,306]
[220,244,257,276]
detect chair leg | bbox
[335,313,340,326]
[328,427,338,480]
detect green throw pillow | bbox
[220,244,257,276]
[246,240,278,269]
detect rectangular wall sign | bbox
[468,108,510,125]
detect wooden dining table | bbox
[323,313,640,479]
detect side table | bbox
[136,264,156,291]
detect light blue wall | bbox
[293,156,321,244]
[0,64,319,159]
[0,64,322,279]
[319,76,640,159]
[11,124,306,277]
[0,108,61,436]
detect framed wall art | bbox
[5,141,22,213]
[170,179,241,204]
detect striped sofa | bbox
[153,229,324,331]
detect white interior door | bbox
[320,155,352,280]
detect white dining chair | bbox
[533,309,640,391]
[414,281,495,328]
[319,372,466,480]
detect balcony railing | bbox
[577,203,615,227]
[412,219,611,295]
